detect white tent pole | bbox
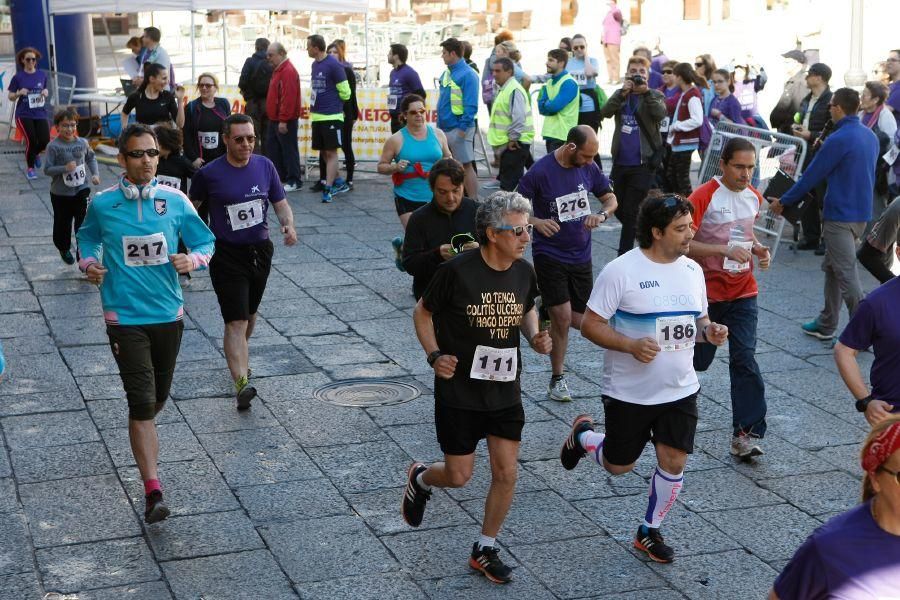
[221,11,228,85]
[190,11,196,82]
[364,10,369,81]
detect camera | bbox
[628,75,646,86]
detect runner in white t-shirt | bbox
[558,192,728,564]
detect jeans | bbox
[265,119,302,186]
[610,163,656,255]
[693,296,766,437]
[818,220,866,334]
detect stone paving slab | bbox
[36,536,160,593]
[161,550,297,599]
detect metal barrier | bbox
[699,122,808,261]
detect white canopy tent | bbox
[44,0,369,88]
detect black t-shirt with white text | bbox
[422,250,538,411]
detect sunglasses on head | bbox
[494,224,534,236]
[231,135,257,145]
[124,148,160,158]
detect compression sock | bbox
[143,479,162,495]
[643,467,684,529]
[478,534,496,550]
[578,430,606,465]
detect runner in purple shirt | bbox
[518,125,617,403]
[8,47,50,179]
[189,115,297,411]
[387,44,427,133]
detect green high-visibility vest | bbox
[440,69,464,116]
[541,73,579,141]
[487,78,535,145]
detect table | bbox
[72,92,127,136]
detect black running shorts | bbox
[533,254,594,314]
[601,393,698,466]
[434,400,525,455]
[311,120,343,151]
[209,239,274,323]
[107,321,184,421]
[394,195,426,217]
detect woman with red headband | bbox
[377,94,451,270]
[770,416,900,599]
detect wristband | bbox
[426,350,443,367]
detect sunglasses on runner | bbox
[23,57,37,62]
[494,224,533,236]
[124,148,160,158]
[197,83,215,88]
[694,62,704,67]
[573,45,585,50]
[662,70,673,75]
[407,109,426,116]
[231,135,257,145]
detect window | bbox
[684,0,701,20]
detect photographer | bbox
[599,55,667,255]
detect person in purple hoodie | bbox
[708,68,743,129]
[8,47,50,180]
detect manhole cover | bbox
[313,379,421,407]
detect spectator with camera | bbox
[599,55,667,255]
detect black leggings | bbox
[50,189,89,254]
[18,117,50,168]
[665,149,694,197]
[857,240,896,284]
[319,119,356,183]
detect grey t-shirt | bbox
[44,137,99,196]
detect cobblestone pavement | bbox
[0,148,880,600]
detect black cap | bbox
[781,49,806,64]
[807,62,832,82]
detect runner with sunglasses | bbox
[8,47,50,180]
[378,94,452,269]
[401,158,478,299]
[519,125,617,402]
[558,192,728,564]
[77,124,215,525]
[402,191,552,584]
[190,114,297,410]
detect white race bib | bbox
[310,88,318,105]
[63,164,86,188]
[226,198,265,231]
[156,174,181,190]
[122,233,168,267]
[387,94,399,110]
[199,131,219,149]
[470,345,518,382]
[659,116,670,132]
[571,71,588,86]
[655,315,696,352]
[27,93,45,109]
[555,190,591,223]
[884,145,900,166]
[723,241,753,273]
[620,125,633,135]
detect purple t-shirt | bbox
[616,95,642,167]
[310,55,348,117]
[389,64,425,116]
[8,70,49,120]
[517,153,612,264]
[774,500,900,599]
[709,94,743,128]
[189,154,285,245]
[839,277,900,405]
[887,81,900,125]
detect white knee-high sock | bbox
[643,467,684,529]
[578,430,607,466]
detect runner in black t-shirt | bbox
[121,63,184,128]
[401,191,552,585]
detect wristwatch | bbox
[855,394,874,413]
[598,210,609,222]
[426,350,443,367]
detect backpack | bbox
[249,59,273,98]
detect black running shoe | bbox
[469,543,513,584]
[634,526,675,563]
[310,181,325,192]
[560,414,594,470]
[400,462,431,527]
[144,489,170,524]
[236,385,256,411]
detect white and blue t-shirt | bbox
[587,248,708,405]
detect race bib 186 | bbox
[199,131,219,149]
[63,164,86,188]
[226,199,265,231]
[655,315,696,352]
[470,345,518,382]
[122,233,168,267]
[555,190,591,223]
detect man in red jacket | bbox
[265,42,303,192]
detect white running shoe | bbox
[548,376,572,402]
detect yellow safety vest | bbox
[440,69,464,116]
[487,78,535,145]
[541,73,579,141]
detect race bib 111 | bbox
[470,345,518,382]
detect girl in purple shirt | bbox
[708,69,744,128]
[7,47,50,180]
